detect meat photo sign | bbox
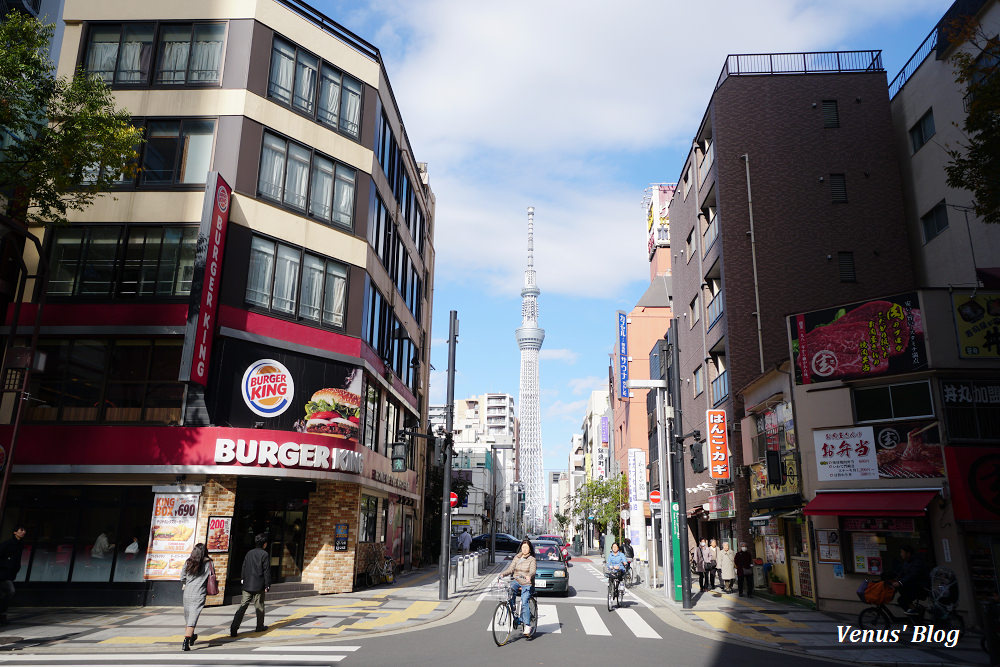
[790,293,926,385]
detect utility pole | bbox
[438,311,458,600]
[668,319,693,610]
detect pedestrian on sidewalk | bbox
[734,542,754,597]
[458,528,472,554]
[181,543,214,651]
[695,539,716,590]
[0,525,26,625]
[230,533,271,637]
[709,539,721,590]
[718,542,736,593]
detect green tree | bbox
[554,512,570,536]
[570,475,628,540]
[944,20,1000,225]
[420,463,473,565]
[0,12,142,225]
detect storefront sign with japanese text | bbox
[144,493,200,580]
[601,417,609,443]
[206,516,231,553]
[750,453,800,502]
[942,380,1000,441]
[626,449,648,561]
[790,293,925,385]
[707,491,735,519]
[706,409,730,479]
[816,530,841,563]
[952,292,1000,358]
[335,523,349,551]
[814,427,877,481]
[943,447,1000,521]
[595,446,607,481]
[842,517,914,532]
[617,312,629,399]
[852,532,882,574]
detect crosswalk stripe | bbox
[536,604,561,634]
[618,608,662,639]
[253,646,361,652]
[575,606,611,636]
[0,656,344,663]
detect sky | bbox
[316,0,953,493]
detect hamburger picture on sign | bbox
[294,369,363,444]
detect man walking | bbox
[0,525,26,625]
[458,528,472,554]
[230,533,271,636]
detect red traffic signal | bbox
[650,490,662,504]
[450,491,458,507]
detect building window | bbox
[822,100,839,128]
[83,22,224,86]
[47,224,197,298]
[258,132,357,227]
[25,338,184,424]
[693,366,704,397]
[685,229,694,260]
[142,119,215,185]
[909,109,936,153]
[830,173,847,203]
[245,236,348,328]
[268,36,362,140]
[853,380,934,423]
[154,23,225,84]
[838,251,856,282]
[689,294,700,326]
[921,200,949,242]
[363,382,380,451]
[359,495,378,542]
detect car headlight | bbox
[554,570,566,577]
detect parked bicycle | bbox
[623,560,639,588]
[607,567,626,611]
[490,578,537,646]
[857,567,964,631]
[364,543,396,587]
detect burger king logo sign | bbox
[242,359,295,418]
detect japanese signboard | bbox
[179,172,232,386]
[749,453,800,502]
[617,312,629,399]
[944,447,1000,521]
[626,449,648,561]
[842,517,914,532]
[706,409,730,479]
[942,380,1000,441]
[594,446,607,481]
[335,523,349,551]
[852,532,882,574]
[206,516,231,553]
[144,492,200,580]
[601,416,609,443]
[872,421,944,478]
[952,292,1000,358]
[814,427,877,481]
[707,491,735,519]
[790,293,926,385]
[816,530,841,564]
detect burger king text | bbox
[214,438,363,473]
[247,372,289,401]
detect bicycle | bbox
[490,577,537,646]
[607,567,626,611]
[365,543,396,587]
[857,569,964,632]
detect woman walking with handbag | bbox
[181,543,216,651]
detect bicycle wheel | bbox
[492,601,514,646]
[858,606,891,630]
[607,580,616,611]
[527,598,537,629]
[366,564,379,587]
[383,558,395,584]
[618,580,626,607]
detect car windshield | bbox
[533,541,563,561]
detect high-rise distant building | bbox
[516,207,545,533]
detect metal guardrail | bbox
[715,51,883,91]
[889,28,938,99]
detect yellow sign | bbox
[749,453,800,503]
[953,292,1000,358]
[647,206,654,231]
[451,519,470,526]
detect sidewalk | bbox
[0,559,505,654]
[626,568,988,667]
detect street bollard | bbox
[466,555,473,585]
[451,559,458,594]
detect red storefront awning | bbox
[803,491,937,517]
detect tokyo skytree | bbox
[516,206,545,535]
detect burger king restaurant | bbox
[0,335,423,607]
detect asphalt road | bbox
[0,558,847,666]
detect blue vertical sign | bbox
[618,311,629,399]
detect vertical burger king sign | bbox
[179,172,232,386]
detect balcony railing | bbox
[889,28,937,99]
[706,292,724,328]
[703,214,719,254]
[711,371,729,407]
[715,51,883,91]
[698,142,715,187]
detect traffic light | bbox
[690,440,706,473]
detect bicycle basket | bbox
[930,566,959,605]
[489,578,511,602]
[864,581,896,605]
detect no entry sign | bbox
[650,490,662,504]
[450,491,458,507]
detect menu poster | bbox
[206,516,232,554]
[765,535,786,564]
[816,530,841,564]
[144,493,200,580]
[852,532,880,574]
[335,523,348,551]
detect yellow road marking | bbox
[693,611,798,643]
[761,613,808,628]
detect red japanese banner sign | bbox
[706,409,730,480]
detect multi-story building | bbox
[581,389,609,482]
[0,0,434,606]
[667,50,916,586]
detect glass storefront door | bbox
[229,480,312,588]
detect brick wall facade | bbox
[301,481,361,594]
[195,475,237,606]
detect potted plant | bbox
[769,571,787,596]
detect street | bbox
[0,557,851,667]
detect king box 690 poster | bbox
[790,293,927,385]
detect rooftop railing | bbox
[715,51,883,91]
[274,0,380,62]
[889,28,938,99]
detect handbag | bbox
[206,560,219,596]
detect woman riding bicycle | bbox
[607,542,628,585]
[500,539,537,636]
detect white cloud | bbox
[539,348,579,364]
[363,0,948,299]
[544,399,589,421]
[427,369,448,405]
[567,376,605,396]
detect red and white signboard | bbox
[450,492,458,507]
[144,493,200,580]
[179,172,232,386]
[706,409,731,479]
[814,426,877,481]
[650,490,661,504]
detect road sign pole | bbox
[439,311,458,601]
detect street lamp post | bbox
[438,311,458,601]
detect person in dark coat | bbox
[230,533,271,636]
[892,544,929,613]
[0,525,26,625]
[734,542,754,597]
